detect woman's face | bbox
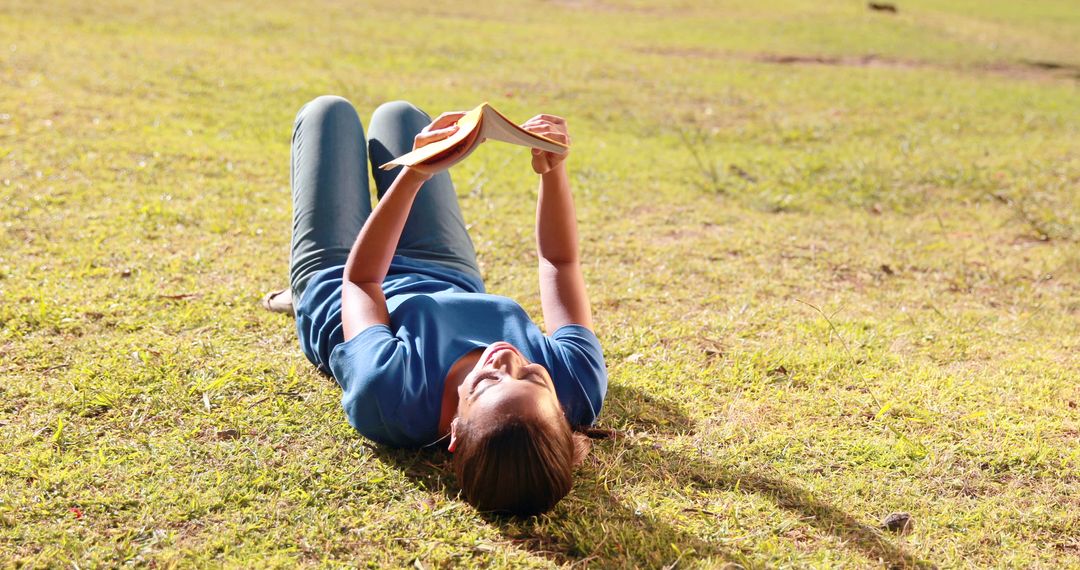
[454,342,562,428]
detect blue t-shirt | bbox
[295,255,607,448]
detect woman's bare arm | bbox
[523,114,593,332]
[341,112,474,340]
[341,167,427,340]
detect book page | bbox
[480,105,569,154]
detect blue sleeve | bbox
[328,325,422,446]
[549,324,608,427]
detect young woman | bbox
[287,96,608,516]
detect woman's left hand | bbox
[521,114,570,175]
[409,111,480,179]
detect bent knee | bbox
[371,100,427,122]
[295,95,359,126]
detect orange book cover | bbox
[379,102,569,171]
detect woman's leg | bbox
[366,101,482,281]
[289,96,373,300]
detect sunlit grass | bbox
[1,0,1078,567]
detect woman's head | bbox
[449,342,588,516]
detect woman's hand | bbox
[521,114,570,175]
[408,111,480,179]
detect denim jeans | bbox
[288,96,481,300]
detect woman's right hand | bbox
[408,112,480,178]
[521,114,570,175]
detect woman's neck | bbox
[438,348,484,436]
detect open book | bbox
[378,102,569,171]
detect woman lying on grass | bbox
[286,96,607,516]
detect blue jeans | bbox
[289,96,481,300]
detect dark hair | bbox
[452,411,581,516]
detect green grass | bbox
[2,0,1078,567]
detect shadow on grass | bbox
[629,446,934,569]
[375,384,933,568]
[600,382,696,434]
[374,445,740,566]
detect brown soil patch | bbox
[548,0,685,14]
[756,53,925,69]
[638,47,1080,82]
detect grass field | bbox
[2,0,1078,567]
